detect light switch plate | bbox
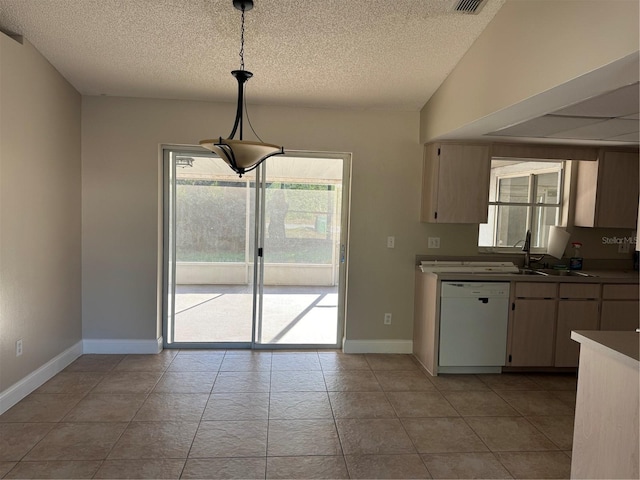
[618,241,630,253]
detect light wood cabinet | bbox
[507,281,639,368]
[420,143,491,223]
[515,282,556,299]
[601,301,640,331]
[413,270,439,375]
[555,302,599,367]
[558,283,600,300]
[602,284,639,300]
[508,283,557,367]
[574,150,639,228]
[415,275,638,373]
[509,299,557,366]
[555,283,601,367]
[600,284,639,331]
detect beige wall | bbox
[80,94,636,348]
[0,35,81,391]
[420,0,640,142]
[81,96,430,343]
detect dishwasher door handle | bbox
[478,297,489,304]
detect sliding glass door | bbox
[255,154,346,346]
[163,148,350,349]
[164,152,257,346]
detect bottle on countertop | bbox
[569,242,583,270]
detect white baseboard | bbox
[82,337,163,354]
[342,339,413,354]
[438,366,502,374]
[0,340,83,415]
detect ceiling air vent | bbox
[453,0,486,14]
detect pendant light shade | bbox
[200,138,284,172]
[200,0,284,177]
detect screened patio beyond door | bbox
[164,151,349,348]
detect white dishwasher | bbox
[439,282,510,374]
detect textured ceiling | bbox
[0,0,506,110]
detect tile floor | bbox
[0,351,577,479]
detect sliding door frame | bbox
[162,146,255,349]
[162,146,351,350]
[252,151,351,349]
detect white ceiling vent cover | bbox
[453,0,486,14]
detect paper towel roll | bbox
[547,226,570,259]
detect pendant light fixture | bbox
[200,0,284,177]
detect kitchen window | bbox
[479,159,564,250]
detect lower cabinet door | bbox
[509,299,556,367]
[601,300,640,331]
[555,300,599,367]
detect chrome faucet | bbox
[522,229,544,269]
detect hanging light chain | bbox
[239,5,246,70]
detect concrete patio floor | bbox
[172,285,339,345]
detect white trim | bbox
[438,366,503,374]
[83,337,163,354]
[342,339,413,354]
[0,341,83,415]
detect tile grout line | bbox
[85,354,129,479]
[11,356,129,472]
[459,410,570,478]
[265,360,273,479]
[93,352,168,476]
[520,415,566,452]
[458,414,514,476]
[177,347,222,478]
[319,359,350,479]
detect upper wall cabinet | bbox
[574,150,639,228]
[420,143,490,223]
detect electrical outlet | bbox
[387,236,395,248]
[16,339,23,357]
[384,313,392,325]
[428,237,440,248]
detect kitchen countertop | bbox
[571,330,640,366]
[417,268,639,284]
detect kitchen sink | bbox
[538,269,595,277]
[516,269,549,276]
